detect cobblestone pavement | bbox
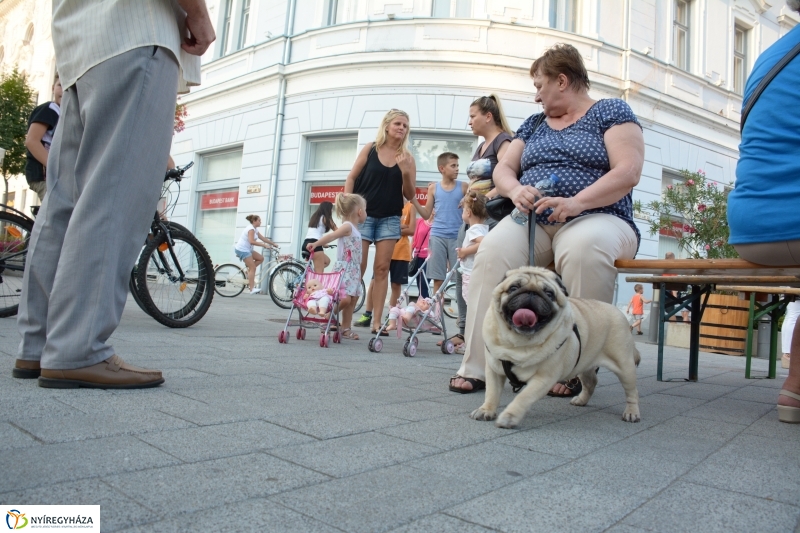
[1,293,798,532]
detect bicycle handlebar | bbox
[164,161,194,182]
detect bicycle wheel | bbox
[354,278,366,313]
[135,229,214,328]
[214,263,247,297]
[442,281,458,319]
[269,261,305,309]
[0,213,33,318]
[129,269,151,316]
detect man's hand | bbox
[178,0,216,56]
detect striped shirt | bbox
[52,0,201,93]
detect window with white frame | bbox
[220,0,233,56]
[307,139,358,171]
[196,150,242,266]
[432,0,473,18]
[733,25,749,95]
[549,0,578,32]
[323,0,341,26]
[237,0,251,49]
[673,0,690,71]
[409,135,476,175]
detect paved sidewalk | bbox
[1,294,798,532]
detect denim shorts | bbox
[234,248,252,261]
[358,215,401,243]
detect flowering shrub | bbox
[174,102,188,133]
[634,169,738,259]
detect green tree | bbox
[0,69,36,203]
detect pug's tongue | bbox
[512,308,538,327]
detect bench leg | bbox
[688,285,702,382]
[657,283,666,382]
[745,292,755,379]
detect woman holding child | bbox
[450,43,644,394]
[346,109,417,334]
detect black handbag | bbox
[484,113,547,221]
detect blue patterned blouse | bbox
[514,98,641,243]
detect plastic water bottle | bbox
[510,174,561,225]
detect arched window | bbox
[23,23,34,45]
[0,46,5,64]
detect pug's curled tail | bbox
[634,347,641,367]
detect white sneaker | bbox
[250,288,262,295]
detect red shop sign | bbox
[310,186,429,205]
[200,191,239,210]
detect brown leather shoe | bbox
[38,355,164,389]
[13,359,41,379]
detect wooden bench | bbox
[615,259,800,382]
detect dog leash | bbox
[491,324,582,394]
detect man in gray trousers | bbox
[13,0,215,389]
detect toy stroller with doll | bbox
[277,252,346,347]
[368,255,461,357]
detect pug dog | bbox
[470,266,641,429]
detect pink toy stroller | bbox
[277,255,346,348]
[368,256,461,357]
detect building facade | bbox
[2,0,798,301]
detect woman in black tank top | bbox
[345,109,417,332]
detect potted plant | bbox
[634,170,747,355]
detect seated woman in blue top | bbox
[727,2,800,424]
[450,43,644,394]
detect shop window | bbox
[196,150,243,265]
[657,170,689,259]
[409,136,476,175]
[201,150,242,183]
[307,139,357,171]
[6,192,15,208]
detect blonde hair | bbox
[375,109,411,155]
[470,94,513,135]
[461,191,488,220]
[335,193,366,219]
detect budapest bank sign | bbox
[200,191,239,210]
[310,186,428,205]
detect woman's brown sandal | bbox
[340,329,359,340]
[438,333,464,347]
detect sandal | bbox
[371,329,389,337]
[437,333,464,347]
[449,375,485,394]
[546,377,582,398]
[340,329,359,340]
[777,389,800,424]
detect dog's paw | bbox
[470,407,497,421]
[569,395,589,407]
[495,410,521,429]
[621,405,641,423]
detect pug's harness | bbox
[491,324,582,394]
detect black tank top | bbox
[354,145,404,218]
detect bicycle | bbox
[130,162,215,328]
[0,205,34,318]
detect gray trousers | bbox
[17,47,179,369]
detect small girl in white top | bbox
[456,192,489,302]
[302,201,338,273]
[234,214,278,294]
[307,193,367,340]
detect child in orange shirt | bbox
[626,284,651,335]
